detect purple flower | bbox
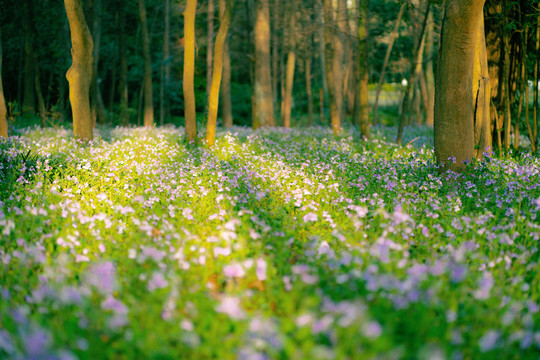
[223,263,245,278]
[85,261,117,295]
[216,296,245,319]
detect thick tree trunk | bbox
[139,0,154,128]
[253,0,275,128]
[354,0,369,139]
[118,0,129,125]
[221,0,233,129]
[282,0,296,128]
[184,0,198,140]
[271,0,280,112]
[207,0,214,95]
[0,25,7,138]
[434,0,485,172]
[205,0,233,145]
[373,2,406,125]
[64,0,94,141]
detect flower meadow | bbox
[0,125,539,360]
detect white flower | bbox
[303,212,318,222]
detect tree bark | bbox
[354,0,369,139]
[282,0,296,128]
[184,0,198,140]
[64,0,94,141]
[253,0,275,128]
[207,0,214,95]
[206,0,233,145]
[501,30,511,150]
[0,24,7,138]
[139,0,154,128]
[373,2,406,126]
[434,0,485,172]
[316,0,328,98]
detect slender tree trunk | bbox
[373,2,406,125]
[160,0,170,125]
[22,0,35,114]
[207,0,214,95]
[0,24,7,138]
[418,68,429,124]
[184,0,198,140]
[317,0,328,98]
[515,26,527,150]
[396,1,430,144]
[90,0,106,126]
[64,0,94,141]
[502,31,511,150]
[282,0,297,128]
[253,0,275,128]
[118,0,129,125]
[534,12,539,148]
[425,11,435,126]
[34,56,48,126]
[434,0,485,172]
[354,0,369,139]
[324,0,343,136]
[139,0,154,128]
[220,0,233,128]
[271,0,280,113]
[305,56,314,126]
[206,0,233,145]
[472,10,491,159]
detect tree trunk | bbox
[0,24,7,138]
[184,0,198,140]
[64,0,94,141]
[354,0,369,139]
[253,0,275,128]
[316,0,328,98]
[396,1,430,144]
[434,0,485,172]
[22,0,35,114]
[324,0,343,136]
[160,0,170,125]
[305,56,314,126]
[271,0,280,113]
[205,0,233,146]
[534,12,539,148]
[221,0,233,128]
[207,0,214,95]
[139,0,154,128]
[373,2,406,125]
[471,12,492,158]
[282,0,296,128]
[118,0,129,125]
[501,30,511,150]
[34,55,48,126]
[425,11,435,126]
[92,0,107,126]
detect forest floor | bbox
[0,124,539,359]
